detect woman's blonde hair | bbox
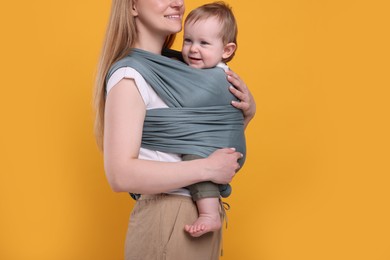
[184,1,238,63]
[93,0,175,150]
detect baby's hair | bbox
[185,1,238,62]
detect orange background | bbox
[1,0,389,259]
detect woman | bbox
[94,0,256,259]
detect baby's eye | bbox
[184,38,192,44]
[200,41,210,45]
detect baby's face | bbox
[182,17,225,69]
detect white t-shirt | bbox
[106,67,190,197]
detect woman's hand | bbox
[226,70,256,129]
[202,148,243,184]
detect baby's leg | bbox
[183,154,222,237]
[184,197,221,237]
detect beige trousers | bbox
[125,194,222,260]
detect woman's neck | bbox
[134,32,167,54]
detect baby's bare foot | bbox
[184,213,221,237]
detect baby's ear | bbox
[222,43,237,60]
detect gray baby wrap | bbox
[107,49,246,197]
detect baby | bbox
[181,2,240,237]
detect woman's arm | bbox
[226,70,256,129]
[103,78,242,193]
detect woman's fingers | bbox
[207,148,244,183]
[226,70,256,127]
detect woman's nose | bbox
[171,0,184,7]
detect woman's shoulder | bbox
[106,67,146,95]
[106,67,169,110]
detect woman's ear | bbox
[131,1,138,16]
[222,43,237,60]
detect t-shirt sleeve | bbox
[106,67,150,105]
